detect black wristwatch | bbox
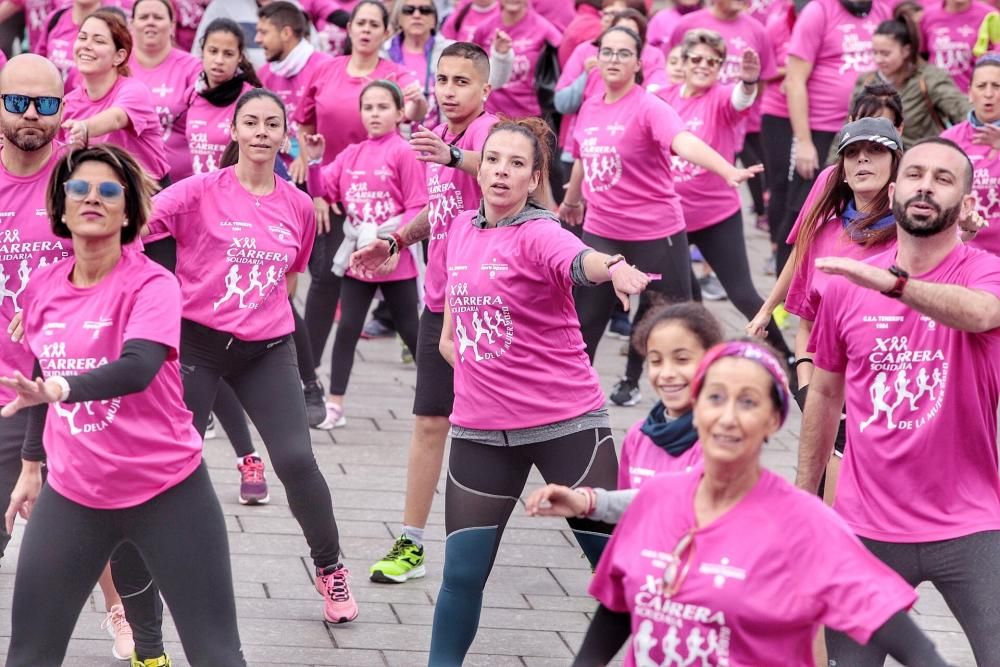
[881,264,909,299]
[446,144,463,168]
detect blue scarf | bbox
[841,200,894,242]
[640,403,698,457]
[968,111,1000,128]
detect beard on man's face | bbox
[0,119,58,152]
[892,191,962,238]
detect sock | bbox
[402,525,424,547]
[237,452,259,466]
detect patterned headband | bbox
[690,341,792,426]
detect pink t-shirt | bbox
[535,0,574,31]
[258,50,333,164]
[942,121,1000,256]
[295,57,419,165]
[760,0,793,119]
[646,8,682,52]
[62,76,170,180]
[400,45,438,127]
[424,112,498,313]
[591,469,917,667]
[618,420,703,490]
[184,81,254,175]
[921,1,995,93]
[145,167,316,340]
[301,0,354,54]
[444,210,605,430]
[787,0,890,131]
[809,243,1000,542]
[21,250,202,510]
[572,85,687,241]
[473,10,561,118]
[441,0,500,43]
[657,83,748,231]
[129,49,203,183]
[18,0,67,54]
[313,131,427,283]
[0,147,72,407]
[39,4,78,85]
[668,10,778,134]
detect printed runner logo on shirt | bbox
[427,169,463,239]
[970,157,1000,220]
[838,24,876,74]
[38,335,120,435]
[0,227,71,312]
[448,260,514,363]
[216,223,289,311]
[581,126,623,192]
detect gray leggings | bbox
[826,530,1000,665]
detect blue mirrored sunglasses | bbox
[1,94,62,116]
[63,179,126,202]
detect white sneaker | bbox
[318,402,346,429]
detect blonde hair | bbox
[680,28,726,60]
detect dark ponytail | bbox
[199,18,263,89]
[874,4,921,70]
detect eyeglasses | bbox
[1,94,62,116]
[598,48,636,62]
[685,54,723,68]
[401,5,436,15]
[63,179,126,202]
[662,528,697,598]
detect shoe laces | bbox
[239,457,265,483]
[384,537,411,560]
[101,604,132,637]
[321,566,352,602]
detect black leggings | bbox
[688,211,792,359]
[0,409,27,561]
[292,298,318,385]
[760,114,795,248]
[738,131,766,217]
[576,230,693,385]
[329,277,420,395]
[6,464,245,667]
[305,211,347,364]
[180,319,341,568]
[826,531,1000,665]
[777,128,837,273]
[429,428,618,666]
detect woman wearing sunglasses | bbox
[574,341,952,667]
[60,8,171,185]
[1,144,246,667]
[562,26,759,408]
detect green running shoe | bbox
[370,536,426,583]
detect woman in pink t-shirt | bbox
[146,89,359,626]
[575,341,948,667]
[129,0,202,183]
[441,0,498,43]
[562,26,760,408]
[60,8,170,182]
[38,0,98,86]
[1,145,245,667]
[304,81,425,427]
[185,17,261,175]
[429,117,651,665]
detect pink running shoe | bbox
[237,456,270,505]
[315,563,358,623]
[101,603,134,661]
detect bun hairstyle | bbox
[84,8,133,76]
[483,116,554,196]
[874,4,921,71]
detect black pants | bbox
[826,531,1000,665]
[760,114,795,249]
[429,428,618,665]
[330,277,420,395]
[576,230,693,385]
[738,131,766,217]
[0,409,27,561]
[777,128,837,273]
[688,211,792,358]
[292,298,318,384]
[7,464,245,667]
[305,210,347,364]
[180,319,341,568]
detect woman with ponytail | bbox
[852,5,969,146]
[428,115,650,666]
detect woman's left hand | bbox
[610,264,650,310]
[739,48,761,85]
[725,163,764,187]
[0,371,62,417]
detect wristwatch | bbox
[446,145,463,168]
[881,264,909,299]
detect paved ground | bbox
[0,212,979,665]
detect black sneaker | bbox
[303,380,327,428]
[609,378,641,406]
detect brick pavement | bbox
[0,216,978,666]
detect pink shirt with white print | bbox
[787,0,890,131]
[647,8,682,52]
[300,0,353,54]
[572,85,687,241]
[590,469,918,667]
[0,147,72,407]
[473,10,561,118]
[441,1,500,43]
[760,0,793,119]
[295,57,420,165]
[21,250,203,510]
[809,244,1000,542]
[921,1,994,93]
[129,49,203,183]
[424,112,498,313]
[258,50,333,165]
[145,167,316,340]
[19,0,67,56]
[444,209,605,430]
[617,420,703,490]
[313,131,427,283]
[657,83,749,231]
[184,81,255,175]
[62,76,170,180]
[668,10,778,134]
[39,4,78,86]
[942,120,1000,256]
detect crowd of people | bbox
[0,0,998,665]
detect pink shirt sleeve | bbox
[617,425,639,490]
[293,62,325,127]
[316,149,348,203]
[146,177,200,240]
[523,219,587,291]
[289,193,316,276]
[123,269,183,356]
[115,79,159,135]
[557,42,589,89]
[807,279,849,371]
[787,1,827,63]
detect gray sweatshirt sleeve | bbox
[554,72,588,115]
[591,488,639,524]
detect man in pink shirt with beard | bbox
[800,137,1000,663]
